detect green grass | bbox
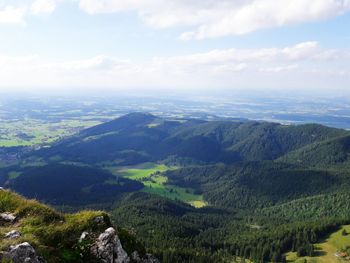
[286,225,350,263]
[8,171,22,179]
[117,163,169,179]
[328,225,350,249]
[0,119,101,147]
[0,190,111,262]
[142,174,206,208]
[107,162,207,208]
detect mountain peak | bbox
[118,112,156,122]
[81,112,157,136]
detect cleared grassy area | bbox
[108,162,207,208]
[142,175,206,208]
[118,163,169,179]
[286,225,350,263]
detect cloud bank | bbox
[78,0,350,39]
[0,42,348,90]
[1,0,350,39]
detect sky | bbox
[0,0,349,94]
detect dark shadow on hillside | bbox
[313,250,327,257]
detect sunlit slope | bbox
[287,225,350,263]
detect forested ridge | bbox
[31,113,348,165]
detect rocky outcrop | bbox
[0,212,16,223]
[90,227,160,263]
[79,231,89,242]
[140,254,160,263]
[94,216,105,225]
[91,227,130,263]
[5,230,21,239]
[2,242,46,263]
[131,252,160,263]
[0,190,157,263]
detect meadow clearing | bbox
[107,162,207,208]
[286,225,350,263]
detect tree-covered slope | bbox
[5,164,143,206]
[227,123,347,161]
[279,134,350,167]
[254,192,350,222]
[111,192,350,263]
[164,162,350,208]
[111,192,239,263]
[32,113,348,165]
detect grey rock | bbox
[94,216,105,225]
[141,254,160,263]
[131,251,160,263]
[79,231,89,242]
[91,227,130,263]
[5,230,21,239]
[131,251,141,262]
[5,242,46,263]
[0,212,16,223]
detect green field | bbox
[0,119,101,147]
[286,225,350,263]
[117,163,169,178]
[107,162,207,208]
[7,171,22,179]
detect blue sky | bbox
[0,0,349,93]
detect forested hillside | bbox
[164,162,350,208]
[279,134,350,167]
[32,113,348,165]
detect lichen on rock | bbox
[2,242,46,263]
[91,227,130,263]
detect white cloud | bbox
[0,0,57,24]
[0,42,349,90]
[1,0,349,40]
[77,0,350,39]
[0,5,27,24]
[61,55,132,71]
[259,64,298,73]
[153,41,340,68]
[30,0,56,15]
[0,55,39,68]
[182,0,350,39]
[213,63,248,73]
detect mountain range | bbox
[1,112,350,262]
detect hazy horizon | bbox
[0,87,350,99]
